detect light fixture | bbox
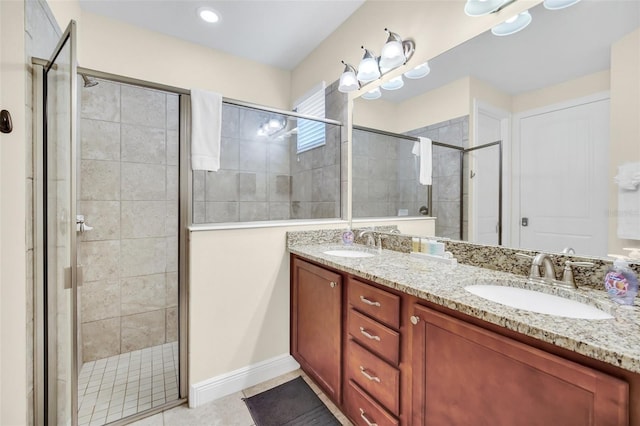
[198,7,220,23]
[356,47,381,83]
[257,116,286,137]
[491,10,532,36]
[336,28,416,96]
[464,0,511,17]
[338,61,359,93]
[543,0,581,10]
[381,75,404,91]
[379,29,415,71]
[361,87,382,100]
[404,62,430,79]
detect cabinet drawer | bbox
[347,340,400,416]
[348,278,400,329]
[348,308,400,365]
[346,380,398,426]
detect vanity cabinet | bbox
[290,254,632,426]
[410,304,629,426]
[345,278,402,425]
[291,257,343,403]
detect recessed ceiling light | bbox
[198,7,220,24]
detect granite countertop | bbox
[289,242,640,374]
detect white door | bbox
[518,98,609,256]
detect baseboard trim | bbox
[189,354,300,408]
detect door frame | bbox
[511,91,610,249]
[470,100,510,245]
[35,20,79,426]
[34,45,190,426]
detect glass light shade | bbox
[379,40,405,70]
[491,11,532,36]
[404,62,431,79]
[464,0,510,16]
[361,88,382,100]
[381,75,404,91]
[543,0,581,9]
[338,70,359,93]
[357,57,381,83]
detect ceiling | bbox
[77,0,639,97]
[78,0,365,70]
[382,0,640,102]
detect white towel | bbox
[191,88,222,171]
[616,162,640,240]
[417,137,432,185]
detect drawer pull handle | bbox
[359,366,381,383]
[359,327,381,341]
[329,281,337,288]
[360,408,378,426]
[360,296,381,307]
[410,315,420,325]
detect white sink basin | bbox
[465,285,613,320]
[323,249,376,258]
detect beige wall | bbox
[47,2,292,110]
[39,0,535,405]
[188,217,433,384]
[291,0,539,101]
[353,77,472,134]
[0,0,28,424]
[512,70,610,113]
[609,28,640,254]
[397,77,472,133]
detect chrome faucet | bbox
[358,229,376,247]
[516,252,594,288]
[532,253,557,282]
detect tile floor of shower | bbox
[78,342,179,426]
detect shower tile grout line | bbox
[78,341,179,426]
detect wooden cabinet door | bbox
[411,304,628,426]
[291,257,342,402]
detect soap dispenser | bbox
[604,254,638,306]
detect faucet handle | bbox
[561,261,595,288]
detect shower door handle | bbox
[63,265,83,289]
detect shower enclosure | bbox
[37,21,187,426]
[352,117,502,244]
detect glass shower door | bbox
[44,21,78,426]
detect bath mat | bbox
[243,376,341,426]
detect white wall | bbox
[0,0,28,423]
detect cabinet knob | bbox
[410,315,420,325]
[329,281,337,288]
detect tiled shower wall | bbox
[78,80,178,362]
[192,104,295,222]
[352,129,429,218]
[192,80,345,223]
[407,115,469,240]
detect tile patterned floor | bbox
[128,370,353,426]
[78,342,179,426]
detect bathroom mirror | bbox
[352,0,640,258]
